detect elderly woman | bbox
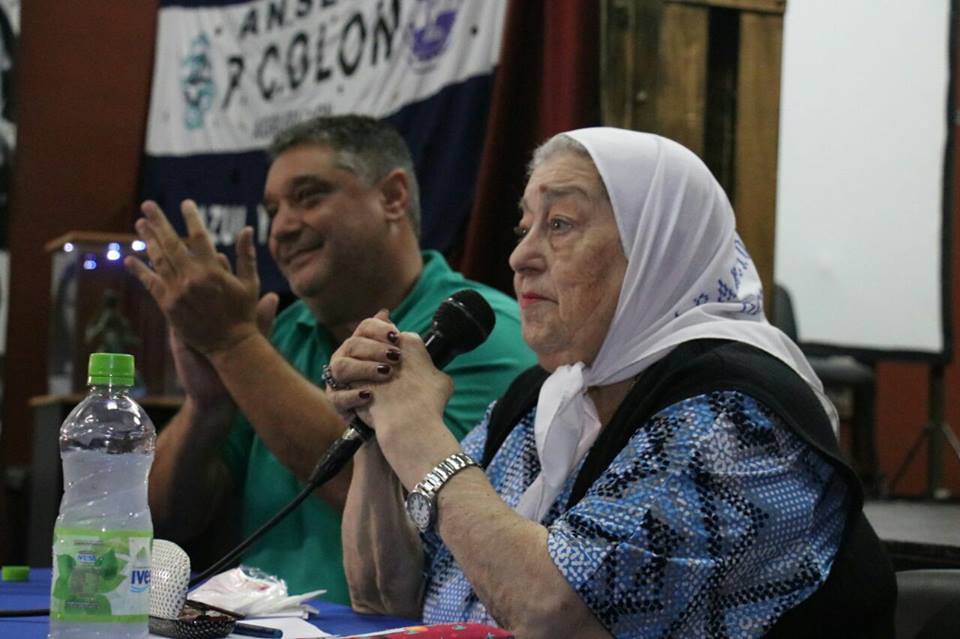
[326,129,895,638]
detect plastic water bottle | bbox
[49,353,156,639]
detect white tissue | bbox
[189,566,326,618]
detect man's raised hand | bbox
[124,199,263,356]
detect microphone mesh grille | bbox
[151,539,191,619]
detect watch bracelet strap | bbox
[414,451,478,497]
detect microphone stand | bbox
[188,420,374,587]
[188,328,465,587]
[0,291,495,617]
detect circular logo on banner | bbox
[406,0,462,72]
[180,33,215,130]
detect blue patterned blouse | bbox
[421,391,848,638]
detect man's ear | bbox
[379,168,410,222]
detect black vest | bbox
[481,339,896,638]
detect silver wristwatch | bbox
[405,451,477,533]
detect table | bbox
[0,568,416,637]
[864,500,960,569]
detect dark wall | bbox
[1,2,158,467]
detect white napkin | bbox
[190,566,326,618]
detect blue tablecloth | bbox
[0,568,416,637]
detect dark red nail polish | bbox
[377,364,391,375]
[386,349,401,361]
[387,331,399,344]
[359,390,372,400]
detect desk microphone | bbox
[306,288,496,486]
[189,289,496,586]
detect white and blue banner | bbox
[142,0,506,290]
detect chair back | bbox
[772,284,799,342]
[895,569,960,639]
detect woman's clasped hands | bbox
[325,310,456,488]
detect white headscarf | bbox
[515,128,838,522]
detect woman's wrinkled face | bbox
[509,151,627,371]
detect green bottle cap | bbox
[88,353,135,387]
[1,565,29,581]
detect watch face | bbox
[405,491,433,532]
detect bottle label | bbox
[50,528,152,623]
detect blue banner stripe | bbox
[386,71,495,254]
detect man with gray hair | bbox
[127,115,535,604]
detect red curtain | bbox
[458,0,600,293]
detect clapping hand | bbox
[124,199,264,356]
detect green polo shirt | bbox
[220,251,536,603]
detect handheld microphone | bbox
[188,289,495,587]
[306,288,496,487]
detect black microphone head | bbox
[430,289,496,357]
